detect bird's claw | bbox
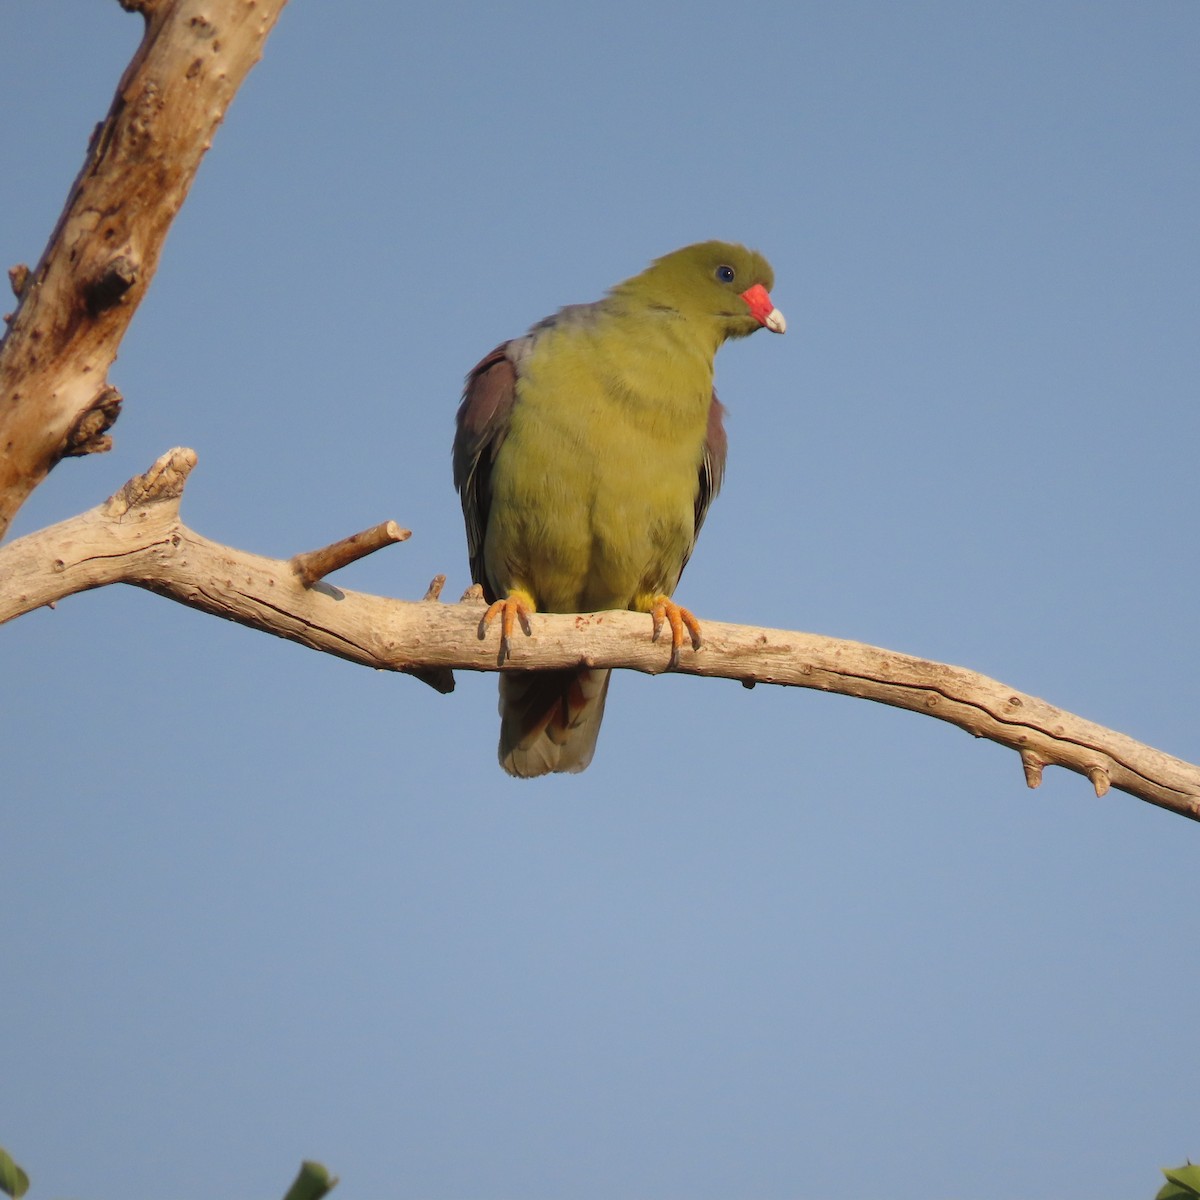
[650,595,702,669]
[481,594,534,664]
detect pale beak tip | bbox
[765,308,786,334]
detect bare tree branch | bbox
[3,447,1197,821]
[0,0,289,540]
[2,3,1195,827]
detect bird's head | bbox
[612,241,786,343]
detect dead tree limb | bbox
[2,6,1196,825]
[0,0,289,540]
[2,447,1197,822]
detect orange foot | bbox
[481,591,535,665]
[649,594,703,670]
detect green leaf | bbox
[1158,1163,1200,1200]
[0,1146,29,1200]
[1158,1184,1191,1200]
[282,1160,338,1200]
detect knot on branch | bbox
[1088,765,1112,798]
[4,263,31,325]
[103,446,197,517]
[63,386,123,457]
[8,263,30,300]
[83,255,139,316]
[1020,750,1046,789]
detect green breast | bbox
[485,311,715,614]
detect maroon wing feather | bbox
[452,345,518,600]
[674,392,728,586]
[695,392,728,537]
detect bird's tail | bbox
[498,667,611,777]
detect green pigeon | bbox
[453,240,785,776]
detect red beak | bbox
[739,284,787,333]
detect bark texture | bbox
[3,447,1197,822]
[0,0,288,539]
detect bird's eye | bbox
[716,265,736,284]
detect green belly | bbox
[484,323,712,614]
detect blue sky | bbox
[3,3,1198,1197]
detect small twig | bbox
[423,574,447,601]
[291,522,410,587]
